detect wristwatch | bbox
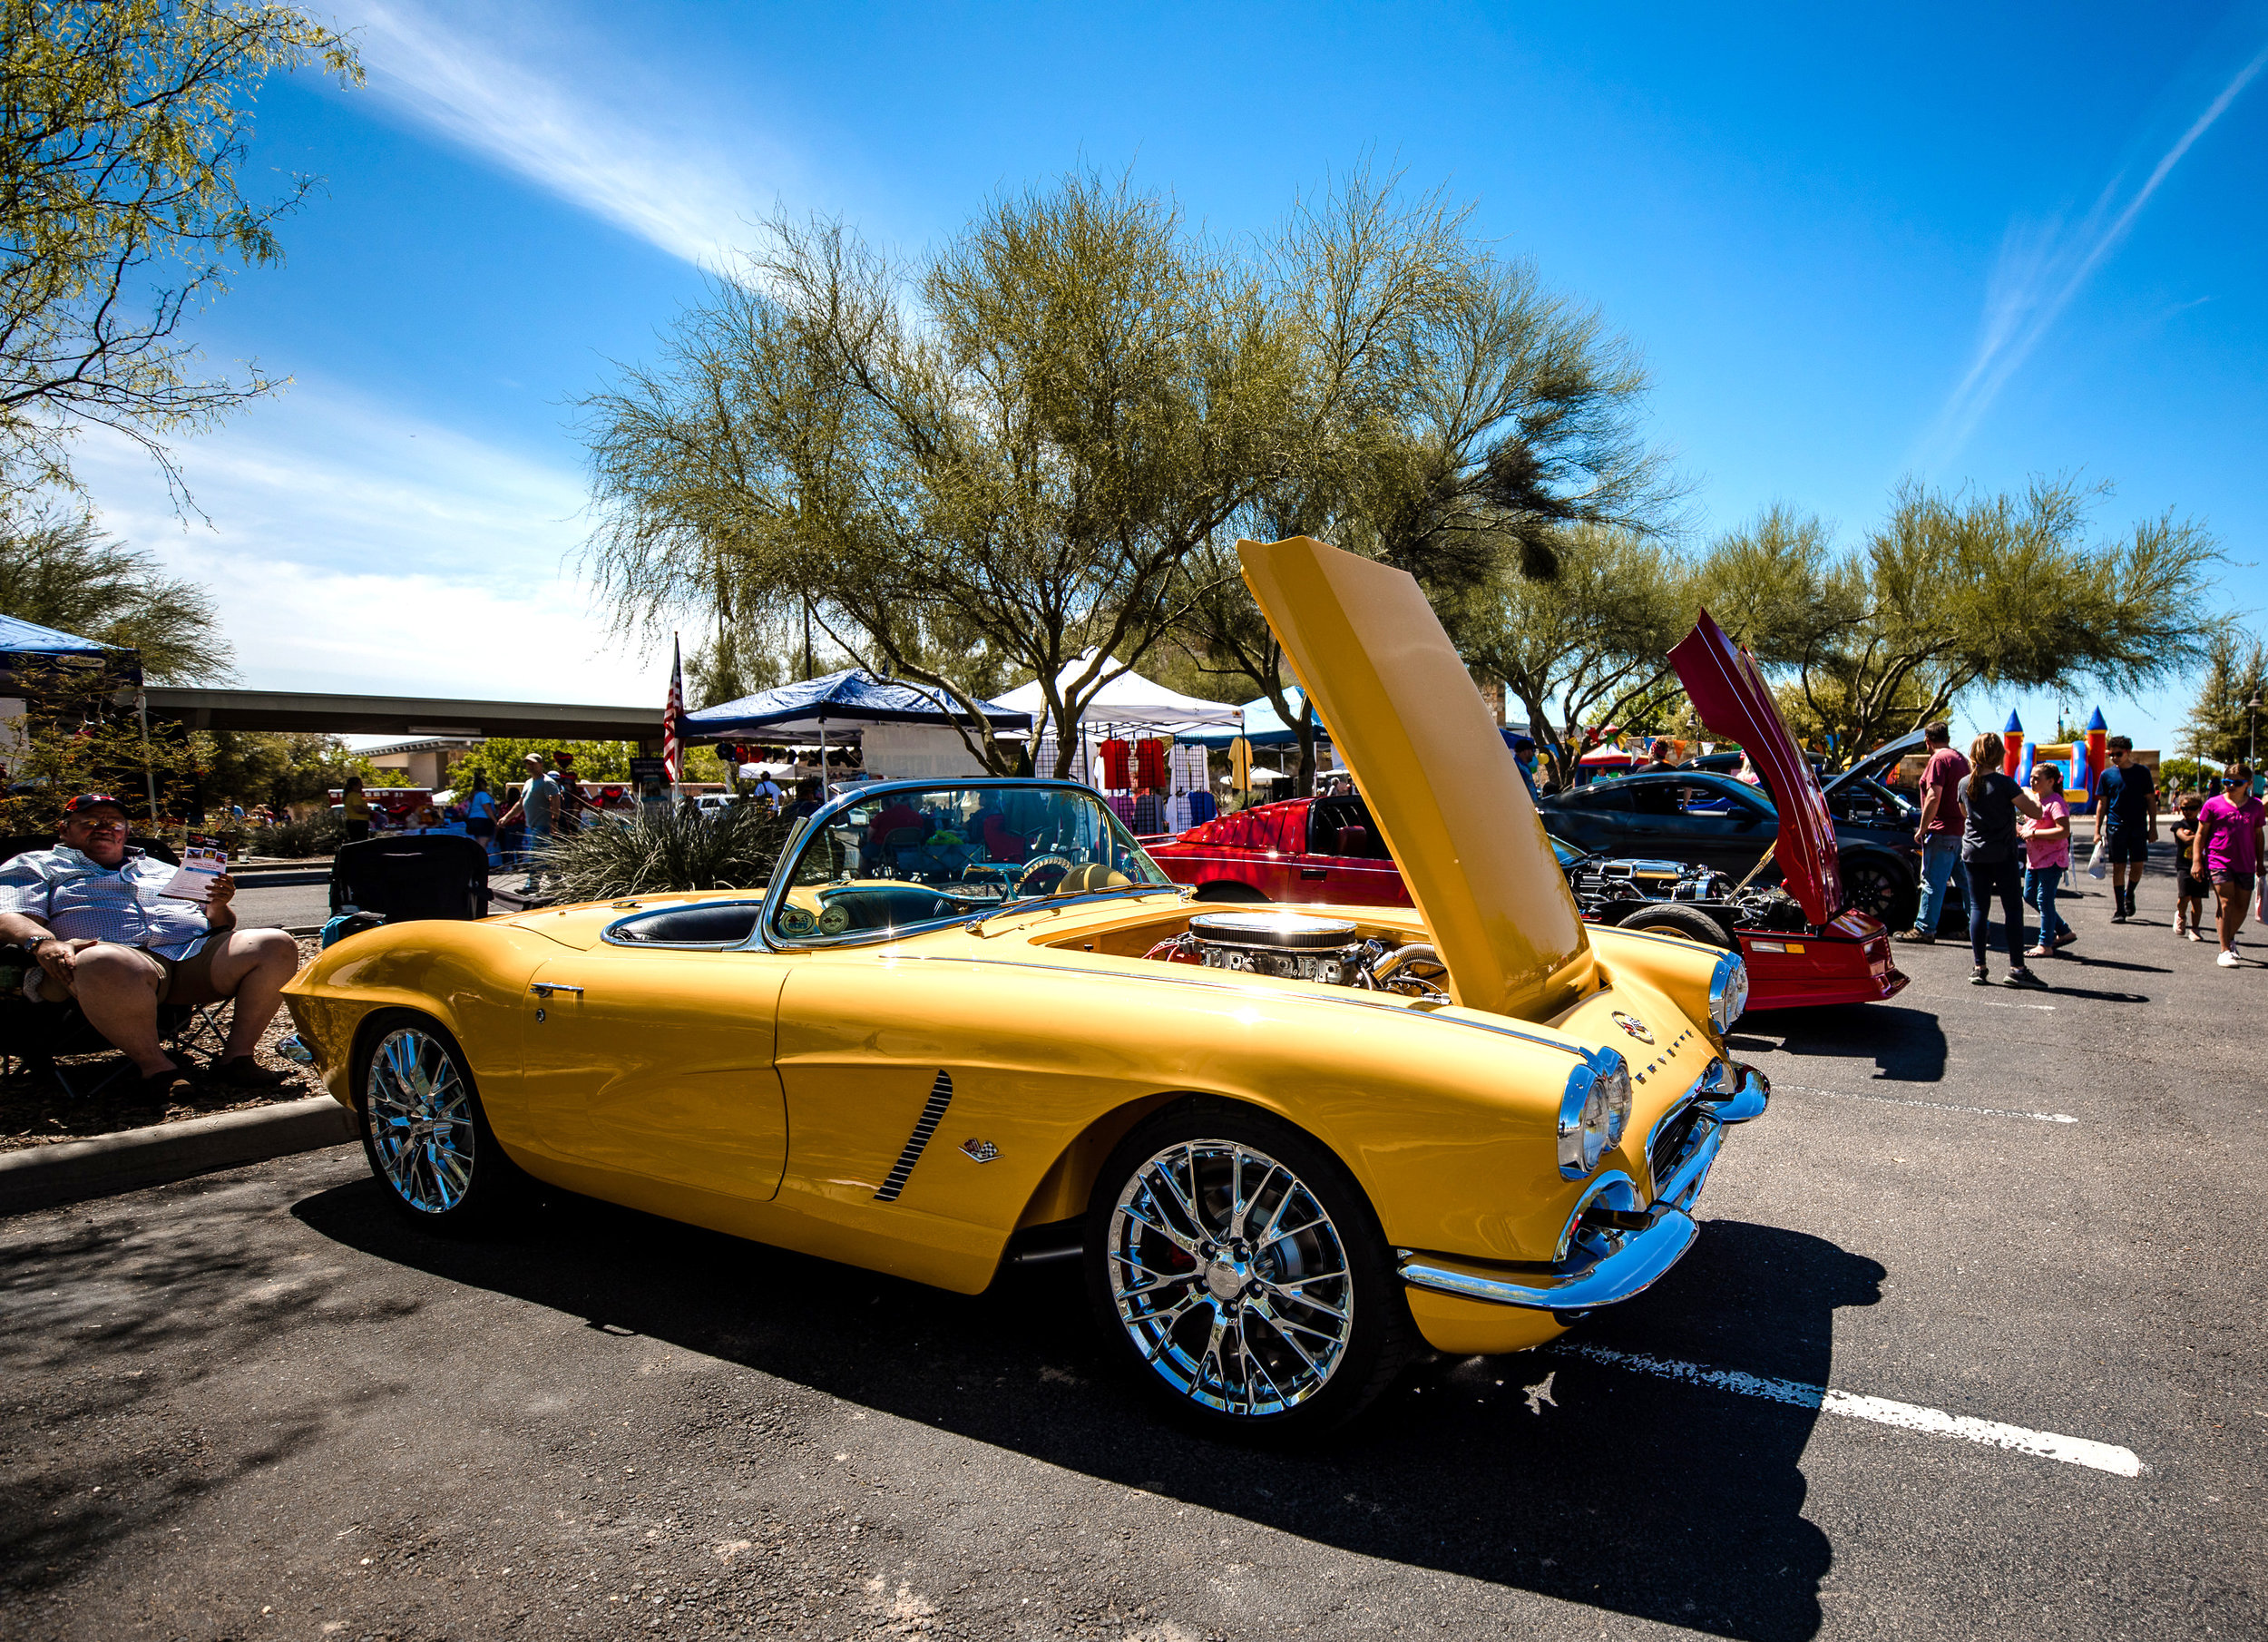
[24,933,53,953]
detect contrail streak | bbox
[1916,39,2268,469]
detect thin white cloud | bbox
[339,1,782,268]
[73,387,660,703]
[1913,38,2268,471]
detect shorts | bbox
[2104,829,2151,865]
[23,935,210,1005]
[2214,871,2257,898]
[2179,873,2214,900]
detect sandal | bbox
[211,1056,297,1090]
[136,1064,197,1100]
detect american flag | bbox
[662,635,684,784]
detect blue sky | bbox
[73,1,2268,757]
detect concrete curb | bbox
[0,1094,357,1216]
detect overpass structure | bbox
[140,688,662,746]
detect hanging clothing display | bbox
[1097,738,1131,790]
[1134,737,1169,790]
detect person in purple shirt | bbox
[2194,763,2265,968]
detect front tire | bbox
[357,1013,514,1231]
[1617,902,1737,949]
[1085,1100,1412,1436]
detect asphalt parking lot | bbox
[4,861,2262,1641]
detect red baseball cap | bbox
[62,793,128,816]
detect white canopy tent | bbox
[996,651,1240,793]
[992,651,1243,736]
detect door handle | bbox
[1299,867,1328,880]
[529,982,585,998]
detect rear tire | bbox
[357,1012,518,1233]
[1840,852,1919,929]
[1616,903,1737,949]
[1085,1099,1412,1437]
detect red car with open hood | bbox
[1146,611,1906,1012]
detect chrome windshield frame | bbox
[745,777,1175,953]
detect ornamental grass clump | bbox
[533,803,793,901]
[245,809,346,858]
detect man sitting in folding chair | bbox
[0,794,301,1100]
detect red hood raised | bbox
[1668,611,1843,924]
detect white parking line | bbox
[1549,1342,2142,1477]
[1979,1000,2058,1010]
[1779,1082,2077,1124]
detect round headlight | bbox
[1558,1049,1632,1179]
[1707,952,1750,1031]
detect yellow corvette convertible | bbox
[281,537,1766,1432]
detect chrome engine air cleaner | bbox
[1186,910,1368,984]
[1172,910,1449,997]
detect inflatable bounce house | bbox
[1999,708,2160,815]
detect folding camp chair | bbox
[327,833,494,925]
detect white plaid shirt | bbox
[0,845,213,961]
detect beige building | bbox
[357,736,483,789]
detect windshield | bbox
[766,781,1173,944]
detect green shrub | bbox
[246,809,347,858]
[533,803,793,902]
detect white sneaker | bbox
[2218,950,2241,967]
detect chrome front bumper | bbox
[1397,1063,1768,1314]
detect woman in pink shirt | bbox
[2019,764,2076,958]
[2194,762,2266,967]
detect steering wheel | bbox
[1016,854,1071,895]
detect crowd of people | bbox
[1896,719,2263,978]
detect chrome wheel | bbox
[1106,1139,1354,1417]
[366,1026,476,1215]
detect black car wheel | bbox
[1192,880,1270,904]
[1617,903,1737,950]
[1839,852,1919,929]
[1086,1099,1412,1437]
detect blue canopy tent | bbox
[1,615,156,816]
[1,613,115,686]
[682,668,1032,787]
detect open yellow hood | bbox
[1238,536,1592,1020]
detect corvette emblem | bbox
[960,1138,1000,1164]
[1611,1012,1654,1044]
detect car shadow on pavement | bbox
[0,1211,340,1594]
[1729,1002,1948,1082]
[297,1181,1883,1642]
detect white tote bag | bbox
[2086,834,2108,879]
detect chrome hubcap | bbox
[367,1027,474,1215]
[1107,1139,1353,1416]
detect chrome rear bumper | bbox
[1397,1063,1768,1314]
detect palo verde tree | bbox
[0,496,232,679]
[581,171,1305,777]
[1696,477,2221,765]
[1166,170,1681,795]
[2181,626,2266,770]
[1456,523,1696,788]
[1,0,360,499]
